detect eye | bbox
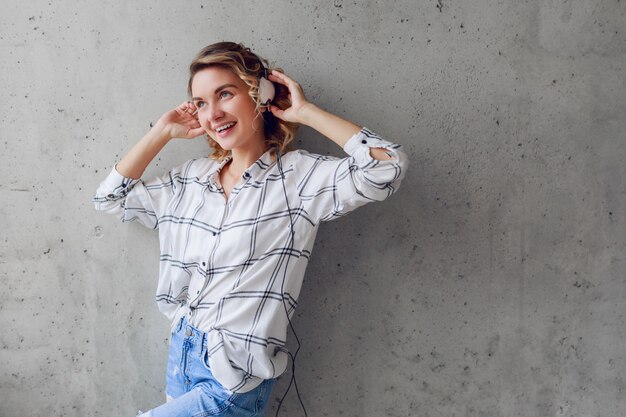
[219,90,233,99]
[193,100,205,108]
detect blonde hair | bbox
[188,41,299,160]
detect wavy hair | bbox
[188,41,299,160]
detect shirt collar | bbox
[207,148,278,185]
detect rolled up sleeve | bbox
[295,127,408,223]
[92,164,178,229]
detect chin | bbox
[214,139,235,150]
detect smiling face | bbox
[191,66,265,154]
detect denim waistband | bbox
[175,316,208,354]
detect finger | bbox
[183,111,198,123]
[178,101,196,116]
[271,69,289,79]
[187,127,206,138]
[185,101,196,116]
[175,105,189,120]
[270,70,298,87]
[269,104,285,120]
[272,73,305,100]
[187,101,198,116]
[267,73,286,87]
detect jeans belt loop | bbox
[199,332,207,357]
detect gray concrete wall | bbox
[1,0,624,416]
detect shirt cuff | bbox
[343,127,400,162]
[101,165,141,201]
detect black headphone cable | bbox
[274,145,308,417]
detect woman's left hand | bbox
[267,70,314,124]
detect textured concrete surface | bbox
[1,0,625,416]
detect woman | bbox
[93,41,408,417]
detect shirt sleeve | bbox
[92,163,183,229]
[294,127,409,223]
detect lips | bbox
[214,121,237,137]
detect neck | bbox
[227,142,273,175]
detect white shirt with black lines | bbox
[93,127,409,393]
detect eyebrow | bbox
[192,84,238,101]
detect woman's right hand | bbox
[154,101,206,140]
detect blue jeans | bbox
[138,317,276,417]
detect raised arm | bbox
[268,69,408,223]
[116,101,205,179]
[93,101,205,228]
[267,70,393,161]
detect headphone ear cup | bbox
[258,76,275,110]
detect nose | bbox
[201,102,224,127]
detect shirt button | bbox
[185,328,192,336]
[361,139,367,144]
[212,232,216,236]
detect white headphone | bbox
[258,67,275,112]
